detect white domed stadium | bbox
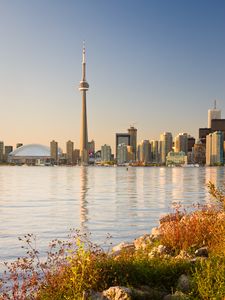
[8,144,52,165]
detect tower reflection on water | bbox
[79,166,89,233]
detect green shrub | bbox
[191,256,225,299]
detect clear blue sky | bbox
[0,0,224,151]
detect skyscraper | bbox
[101,144,112,162]
[4,146,13,162]
[0,141,4,162]
[151,140,159,163]
[79,43,89,165]
[50,140,58,164]
[174,133,188,154]
[115,133,130,160]
[138,140,151,163]
[117,144,128,165]
[208,100,221,128]
[206,131,224,166]
[66,140,74,164]
[128,126,137,160]
[160,132,173,164]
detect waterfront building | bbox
[127,145,135,162]
[138,140,151,163]
[16,143,23,148]
[73,149,80,164]
[115,133,130,160]
[8,144,52,165]
[211,119,225,141]
[188,136,195,152]
[4,146,13,162]
[127,126,137,160]
[206,131,224,166]
[208,100,221,128]
[117,143,128,165]
[101,144,112,162]
[174,133,188,154]
[88,140,95,158]
[79,43,89,165]
[160,132,173,164]
[66,140,74,164]
[193,141,206,165]
[166,151,187,166]
[199,128,211,144]
[0,141,4,162]
[50,140,58,164]
[150,140,159,163]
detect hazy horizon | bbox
[0,0,225,151]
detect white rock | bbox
[103,286,132,300]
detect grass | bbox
[1,182,225,299]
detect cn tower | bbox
[79,42,89,165]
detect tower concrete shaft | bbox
[79,43,89,164]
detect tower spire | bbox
[214,99,217,109]
[82,41,86,63]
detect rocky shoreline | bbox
[82,224,209,300]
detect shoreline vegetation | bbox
[1,182,225,299]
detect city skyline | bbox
[0,1,225,150]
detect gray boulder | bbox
[177,274,190,293]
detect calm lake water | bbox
[0,166,225,265]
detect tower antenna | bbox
[214,99,217,109]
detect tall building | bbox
[128,126,137,160]
[211,119,225,141]
[206,131,224,166]
[138,140,151,163]
[193,141,206,165]
[115,133,130,160]
[73,149,80,164]
[50,140,58,164]
[79,43,89,165]
[160,132,173,164]
[0,141,4,162]
[174,133,188,154]
[188,136,195,152]
[208,100,221,128]
[151,140,159,163]
[101,144,112,162]
[87,140,95,157]
[127,145,135,162]
[66,140,74,164]
[117,143,128,165]
[4,146,13,162]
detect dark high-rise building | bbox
[211,119,225,141]
[199,128,211,144]
[188,136,195,152]
[127,126,137,160]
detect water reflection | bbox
[79,167,89,233]
[0,166,225,264]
